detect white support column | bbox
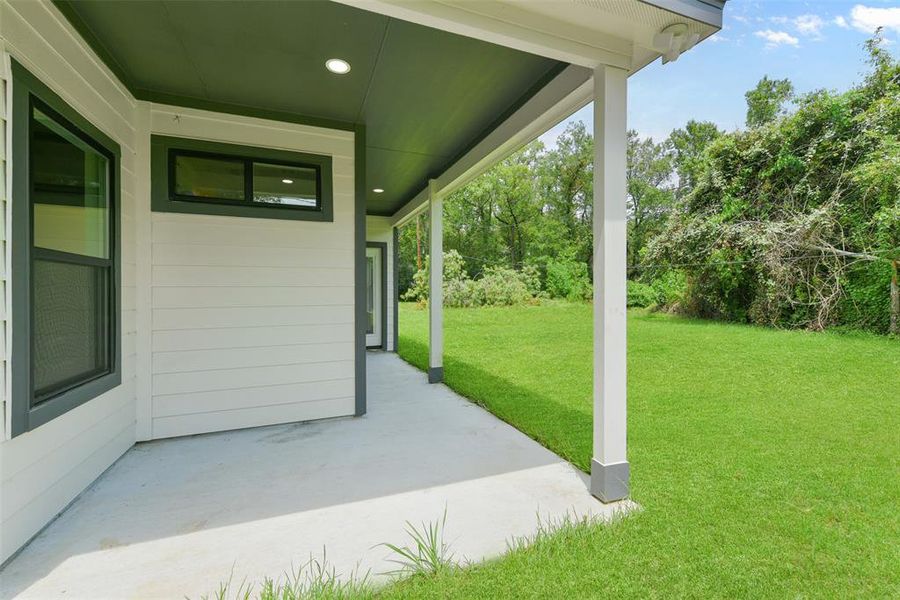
[591,64,629,502]
[428,180,443,383]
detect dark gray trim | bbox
[10,59,122,437]
[392,226,399,353]
[150,135,333,222]
[428,367,444,384]
[136,89,356,132]
[354,125,367,416]
[366,242,388,350]
[590,459,630,503]
[638,0,724,28]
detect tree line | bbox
[399,33,899,334]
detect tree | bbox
[490,144,542,266]
[667,120,721,198]
[626,130,674,276]
[538,121,594,264]
[745,76,794,128]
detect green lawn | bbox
[383,302,899,598]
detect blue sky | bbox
[540,1,900,146]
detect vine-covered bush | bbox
[647,34,899,333]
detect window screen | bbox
[32,259,109,401]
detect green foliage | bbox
[667,120,722,198]
[473,266,533,307]
[626,130,676,272]
[381,509,456,577]
[649,270,686,307]
[203,555,372,600]
[841,261,893,332]
[545,255,592,301]
[403,250,535,307]
[626,280,659,308]
[395,33,897,334]
[745,75,794,128]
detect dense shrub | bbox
[650,270,687,308]
[403,250,536,307]
[546,257,592,301]
[472,267,533,306]
[627,281,659,308]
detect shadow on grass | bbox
[398,336,593,473]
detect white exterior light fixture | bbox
[652,23,700,64]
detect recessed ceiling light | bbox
[282,179,294,184]
[372,188,384,193]
[325,58,351,74]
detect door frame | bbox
[366,242,387,349]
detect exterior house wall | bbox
[0,0,360,562]
[144,105,357,439]
[0,0,138,564]
[366,216,396,352]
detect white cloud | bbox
[834,15,849,29]
[770,16,789,24]
[795,14,825,37]
[849,4,900,34]
[754,29,800,48]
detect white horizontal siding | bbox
[152,286,353,309]
[152,244,354,269]
[148,106,356,439]
[152,379,354,418]
[152,396,355,440]
[153,342,353,374]
[0,0,138,564]
[152,322,353,352]
[151,264,354,287]
[152,305,352,330]
[151,213,355,249]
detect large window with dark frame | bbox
[10,60,121,436]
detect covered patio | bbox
[0,353,629,598]
[0,0,723,579]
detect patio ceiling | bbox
[53,0,565,216]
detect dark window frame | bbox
[365,242,388,350]
[10,59,122,437]
[152,135,333,222]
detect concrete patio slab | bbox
[0,353,632,599]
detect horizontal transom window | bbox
[151,136,333,222]
[171,150,321,211]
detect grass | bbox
[382,302,900,598]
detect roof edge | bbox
[638,0,724,29]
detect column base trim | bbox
[590,459,629,503]
[428,367,444,384]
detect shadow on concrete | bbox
[0,352,597,597]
